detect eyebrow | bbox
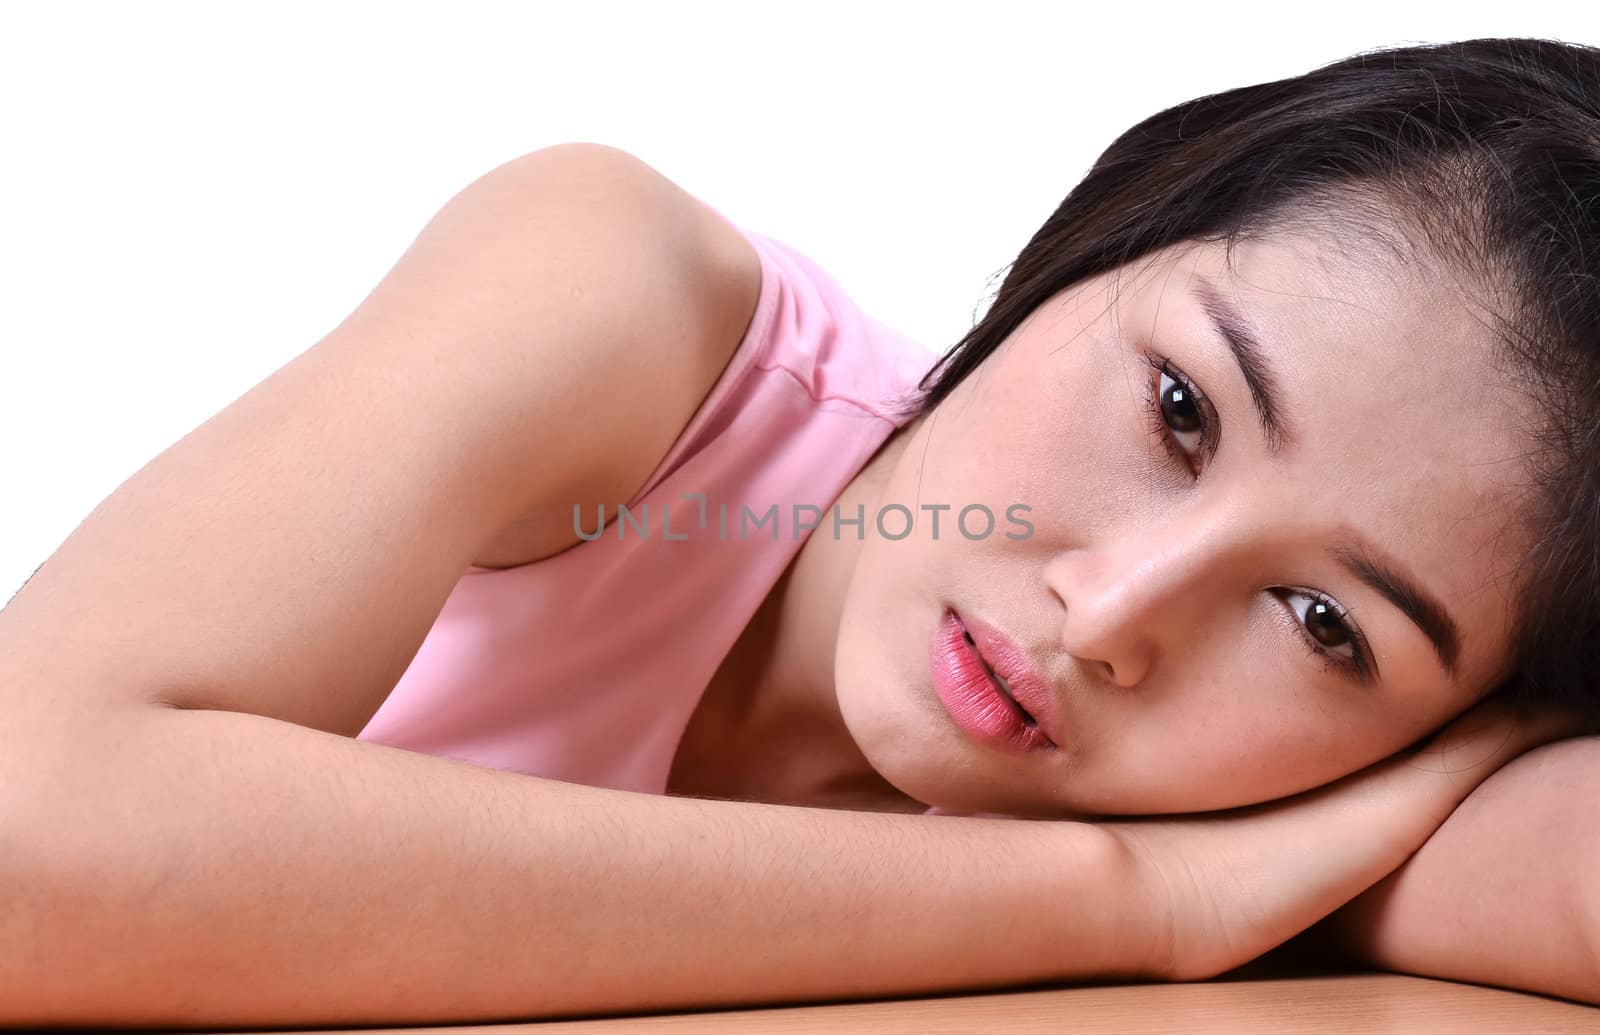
[1190,275,1294,457]
[1331,537,1463,680]
[1187,275,1463,681]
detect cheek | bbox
[1061,617,1372,811]
[913,349,1084,508]
[1082,705,1352,812]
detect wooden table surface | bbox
[180,955,1597,1033]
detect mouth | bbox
[950,607,1061,749]
[959,625,1039,728]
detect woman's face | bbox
[833,227,1540,817]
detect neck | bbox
[712,415,928,813]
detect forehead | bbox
[1114,228,1533,478]
[1126,229,1501,404]
[1106,229,1541,685]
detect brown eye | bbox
[1277,589,1372,681]
[1149,359,1210,461]
[1159,369,1205,436]
[1304,598,1351,649]
[1141,354,1216,476]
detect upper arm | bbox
[0,141,761,739]
[469,146,763,568]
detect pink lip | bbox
[930,610,1052,754]
[955,609,1061,749]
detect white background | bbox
[3,1,1596,599]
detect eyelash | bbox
[1278,591,1374,682]
[1139,351,1375,682]
[1140,353,1216,472]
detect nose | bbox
[1042,510,1244,688]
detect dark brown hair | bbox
[886,38,1600,732]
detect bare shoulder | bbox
[469,143,763,568]
[0,140,764,737]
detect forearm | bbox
[1,705,1146,1028]
[1290,735,1600,1004]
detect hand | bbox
[1102,694,1589,982]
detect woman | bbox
[0,36,1595,1027]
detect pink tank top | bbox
[356,220,941,802]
